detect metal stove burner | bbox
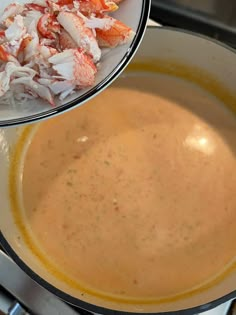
[0,249,79,315]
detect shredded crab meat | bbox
[0,0,135,106]
[0,4,24,24]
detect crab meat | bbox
[25,3,46,14]
[31,45,59,79]
[96,16,135,47]
[57,11,101,62]
[11,77,55,106]
[38,78,76,100]
[0,45,19,62]
[0,30,5,45]
[38,13,61,40]
[0,62,36,97]
[39,45,58,59]
[46,0,62,13]
[49,49,97,87]
[49,80,75,99]
[32,0,47,6]
[78,0,119,15]
[5,15,26,42]
[54,0,118,15]
[55,0,74,5]
[23,11,42,61]
[0,46,11,62]
[40,38,56,47]
[24,10,43,32]
[0,4,24,24]
[59,29,77,50]
[23,31,39,61]
[17,36,32,62]
[85,15,114,30]
[0,0,135,105]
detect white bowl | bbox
[0,0,150,127]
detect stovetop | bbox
[0,249,80,315]
[151,0,236,48]
[1,4,236,314]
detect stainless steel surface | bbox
[0,287,28,315]
[8,302,28,315]
[0,288,12,314]
[165,0,236,28]
[0,250,79,315]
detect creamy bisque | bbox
[22,73,236,299]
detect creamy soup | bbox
[22,73,236,299]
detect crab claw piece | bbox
[49,49,97,87]
[11,77,55,106]
[78,0,118,15]
[38,13,61,40]
[57,11,101,63]
[96,17,135,48]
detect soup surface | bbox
[22,73,236,299]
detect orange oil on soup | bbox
[20,71,236,299]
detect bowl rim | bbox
[0,0,151,128]
[1,26,236,315]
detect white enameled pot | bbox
[0,27,236,314]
